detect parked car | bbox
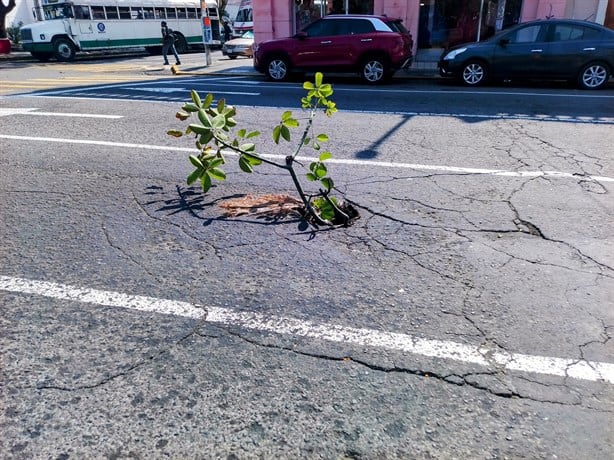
[222,30,254,59]
[438,19,614,89]
[253,14,413,84]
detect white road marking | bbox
[1,275,613,385]
[2,134,613,183]
[0,108,122,118]
[123,87,189,93]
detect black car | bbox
[438,19,614,89]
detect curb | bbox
[1,51,441,80]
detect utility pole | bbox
[201,0,212,66]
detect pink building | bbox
[253,0,613,60]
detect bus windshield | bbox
[41,2,74,20]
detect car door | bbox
[540,23,604,79]
[292,18,350,68]
[490,23,549,78]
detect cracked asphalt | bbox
[0,69,613,459]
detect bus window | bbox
[187,8,198,19]
[165,8,177,19]
[74,5,90,19]
[142,7,154,18]
[91,6,105,19]
[155,8,165,19]
[177,8,187,19]
[105,6,119,19]
[131,8,141,19]
[118,6,130,19]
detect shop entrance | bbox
[417,0,522,58]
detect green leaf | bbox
[239,143,256,152]
[247,130,261,139]
[306,172,317,181]
[198,109,211,127]
[315,72,323,87]
[217,98,226,113]
[281,110,293,122]
[209,158,224,169]
[190,90,202,106]
[167,129,184,138]
[202,93,213,108]
[321,177,334,191]
[245,155,262,165]
[201,172,212,192]
[320,84,333,96]
[319,151,333,161]
[239,156,253,173]
[273,125,281,144]
[281,125,291,142]
[182,102,199,113]
[209,168,226,181]
[188,124,210,135]
[199,130,213,145]
[316,133,329,143]
[237,128,247,138]
[187,168,201,185]
[284,118,299,128]
[303,81,314,90]
[175,111,190,121]
[189,155,203,168]
[212,114,226,129]
[315,164,327,178]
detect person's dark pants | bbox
[162,42,180,65]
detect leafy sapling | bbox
[167,72,357,226]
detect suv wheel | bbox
[266,56,290,81]
[361,57,388,84]
[578,62,609,90]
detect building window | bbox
[418,0,522,50]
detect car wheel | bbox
[266,56,289,81]
[578,62,610,90]
[361,57,388,84]
[53,38,76,62]
[228,55,237,60]
[461,60,487,86]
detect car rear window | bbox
[386,20,409,35]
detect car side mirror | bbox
[295,31,307,40]
[498,38,510,46]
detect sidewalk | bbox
[0,48,440,79]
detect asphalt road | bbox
[1,56,613,459]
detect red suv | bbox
[253,15,413,84]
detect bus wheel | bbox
[31,52,52,62]
[53,38,76,62]
[174,34,188,54]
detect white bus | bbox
[20,0,222,61]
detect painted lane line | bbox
[1,275,613,385]
[2,134,613,183]
[0,108,122,118]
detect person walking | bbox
[161,21,181,66]
[223,20,233,42]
